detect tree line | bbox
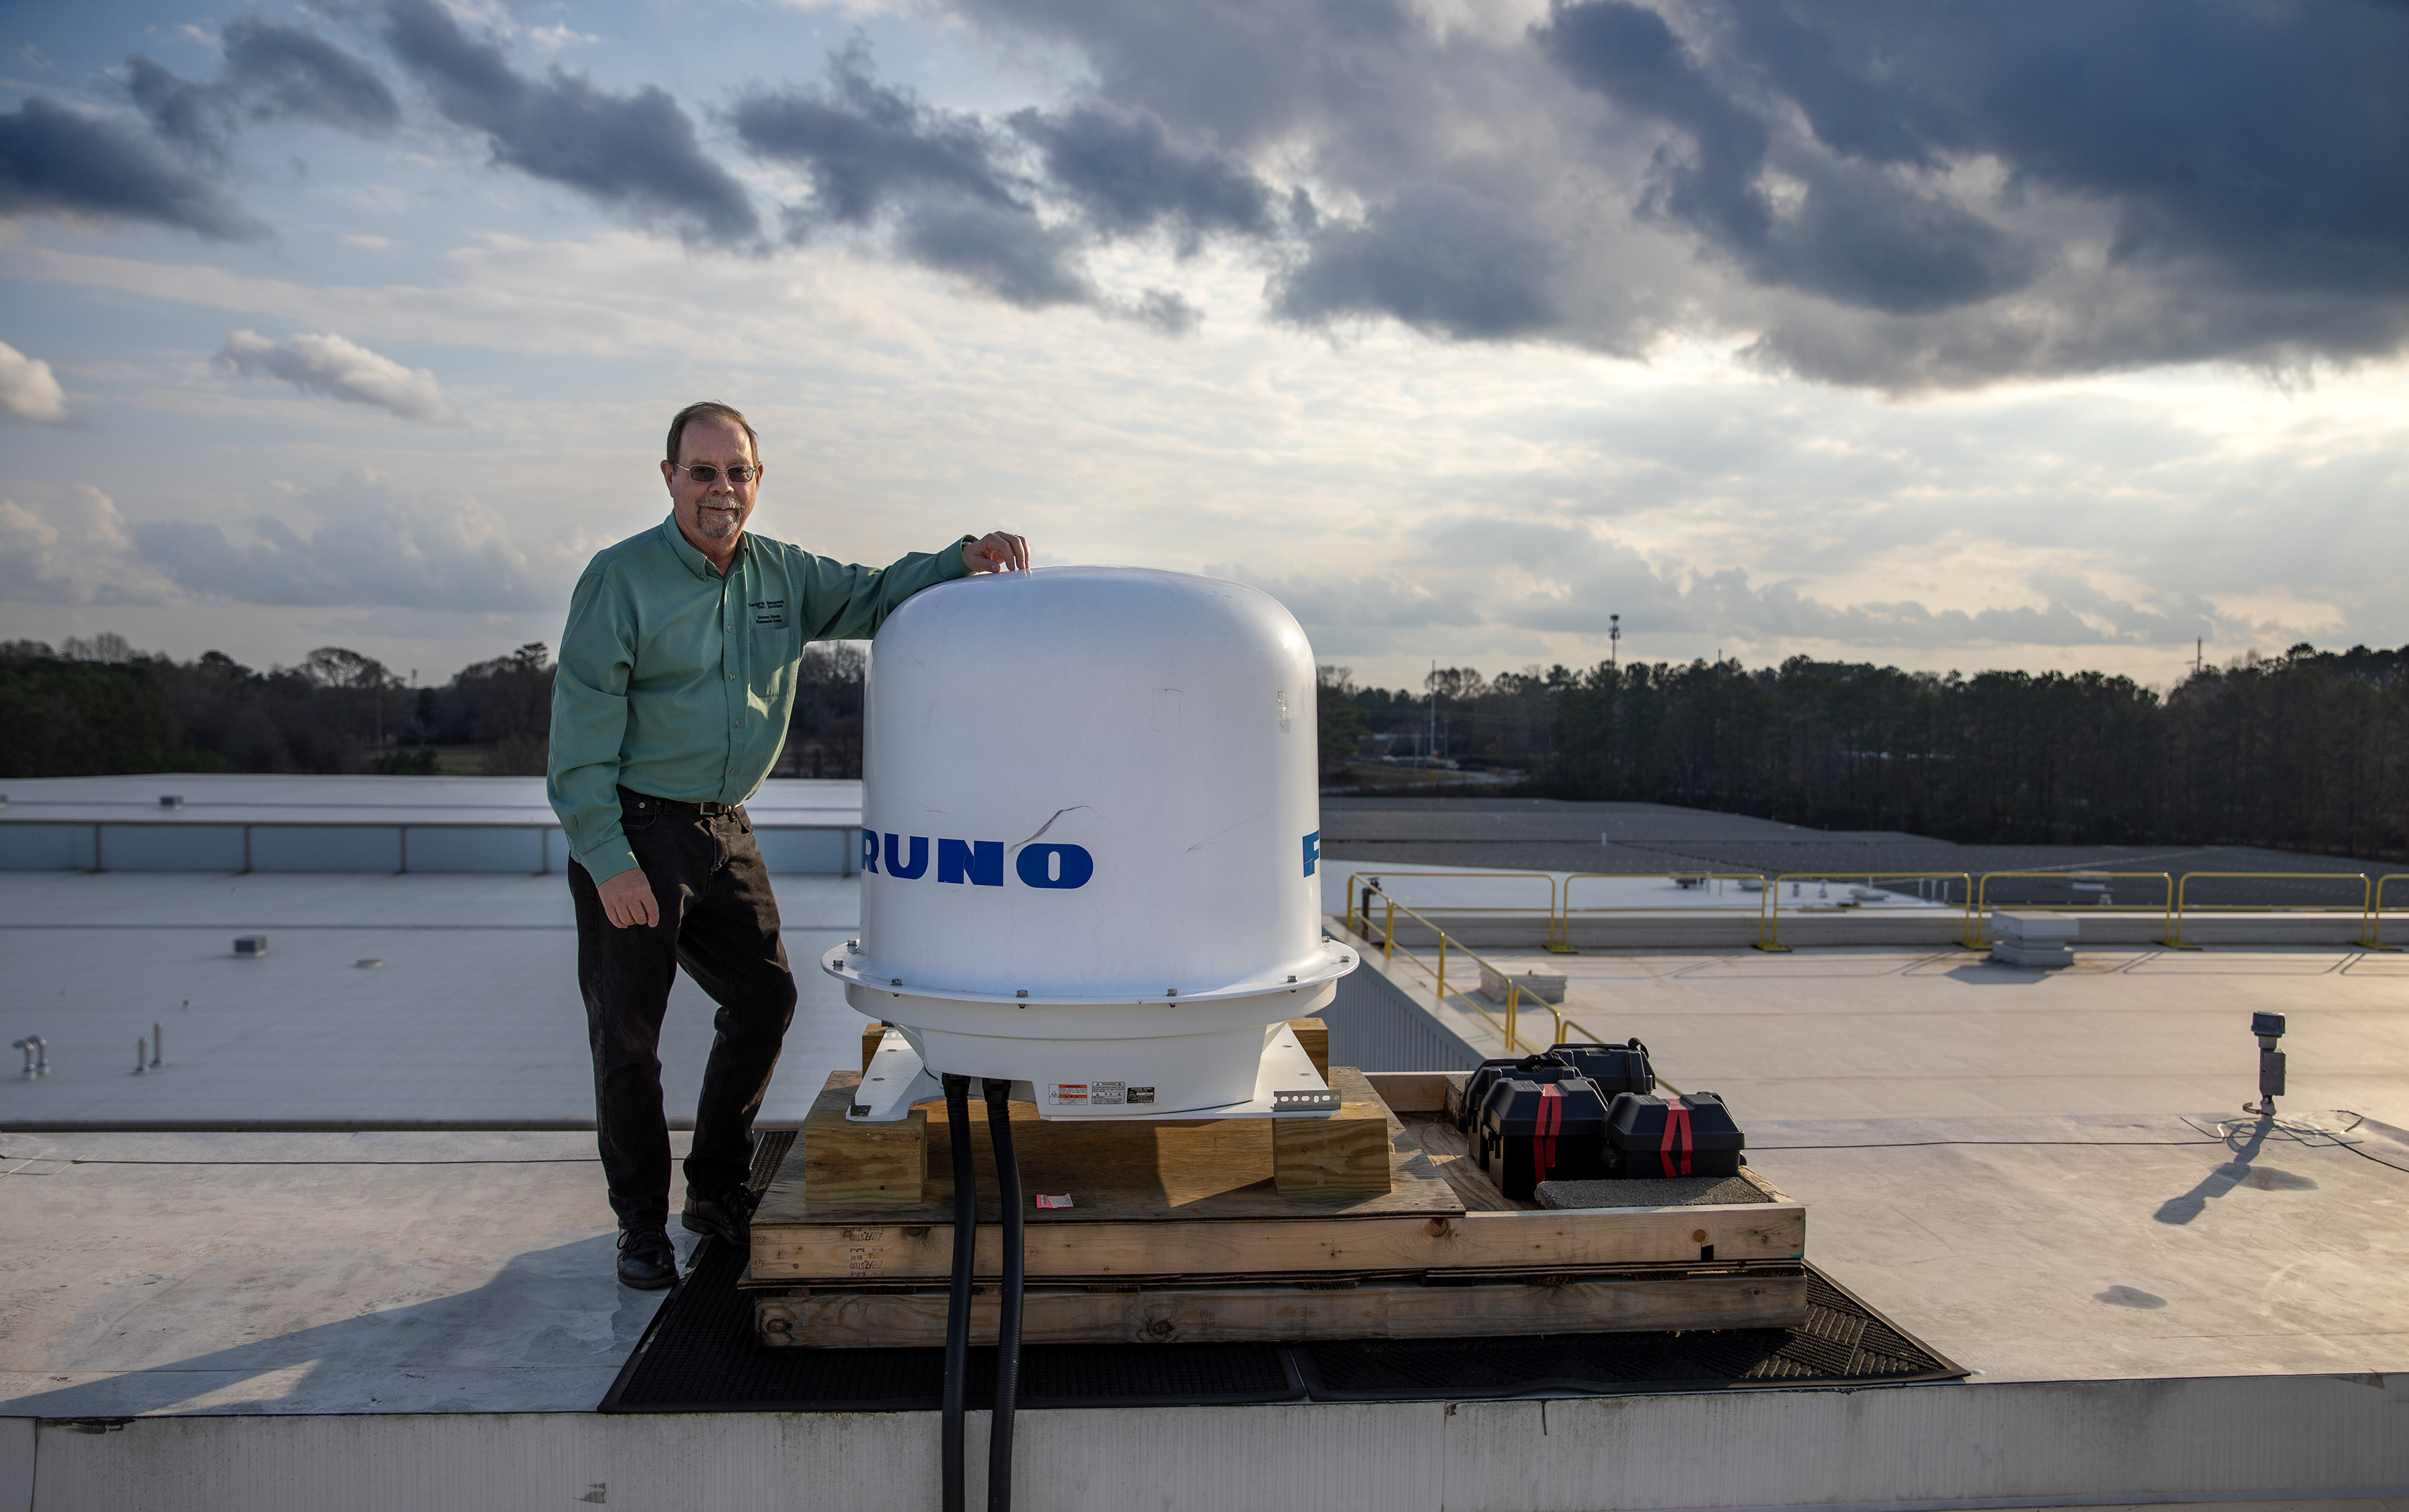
[11,633,2406,858]
[1319,645,2409,858]
[0,635,868,781]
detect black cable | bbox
[2330,1139,2409,1175]
[941,1073,975,1512]
[983,1079,1025,1512]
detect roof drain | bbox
[941,1073,976,1512]
[982,1078,1026,1512]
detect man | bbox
[549,401,1029,1288]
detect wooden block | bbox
[859,1020,887,1072]
[1287,1018,1329,1080]
[1273,1066,1391,1196]
[1364,1072,1449,1113]
[757,1269,1809,1347]
[800,1078,926,1208]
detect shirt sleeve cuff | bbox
[574,842,641,884]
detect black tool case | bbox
[1476,1074,1615,1198]
[1605,1091,1747,1178]
[1545,1040,1657,1095]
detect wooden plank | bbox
[1364,1072,1449,1114]
[1402,1113,1527,1213]
[762,1069,1454,1228]
[758,1270,1809,1347]
[751,1196,1803,1283]
[1288,1017,1329,1080]
[859,1020,886,1072]
[800,1078,925,1209]
[1273,1067,1391,1196]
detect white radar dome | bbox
[822,566,1357,1115]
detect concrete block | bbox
[1478,965,1565,1004]
[1990,939,2073,969]
[1992,910,2082,942]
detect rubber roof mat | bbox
[601,1131,1964,1413]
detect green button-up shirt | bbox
[547,516,973,882]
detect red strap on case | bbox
[1660,1103,1692,1177]
[1537,1083,1562,1177]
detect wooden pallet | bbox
[748,1064,1809,1343]
[757,1271,1805,1348]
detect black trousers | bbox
[568,789,797,1229]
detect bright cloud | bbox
[217,330,455,422]
[0,341,69,423]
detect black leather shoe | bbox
[680,1183,760,1246]
[616,1224,678,1290]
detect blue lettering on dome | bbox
[1016,842,1094,890]
[1304,830,1320,878]
[884,832,929,880]
[939,838,1004,886]
[861,830,1090,890]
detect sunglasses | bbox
[671,463,760,484]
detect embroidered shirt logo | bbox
[750,597,786,627]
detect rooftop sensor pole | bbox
[2248,1012,2286,1117]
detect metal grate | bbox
[1290,1269,1962,1400]
[601,1131,1962,1412]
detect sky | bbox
[1,0,2404,694]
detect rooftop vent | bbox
[234,935,268,957]
[159,795,184,810]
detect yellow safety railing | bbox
[2161,872,2371,950]
[1968,872,2175,948]
[2370,874,2409,951]
[1337,864,2402,957]
[1753,872,1975,953]
[1340,870,1559,944]
[1356,884,1549,1053]
[1558,872,1771,951]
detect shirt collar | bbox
[658,514,747,580]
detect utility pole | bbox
[1609,614,1621,669]
[1426,660,1437,762]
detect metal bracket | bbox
[845,1030,944,1122]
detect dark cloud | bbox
[1537,1,2033,317]
[952,0,1430,153]
[1132,288,1200,335]
[733,48,1098,307]
[897,197,1092,308]
[732,49,1020,226]
[126,17,400,161]
[943,0,2409,387]
[0,95,267,240]
[1726,1,2409,296]
[1009,102,1275,243]
[1274,184,1559,341]
[377,0,757,242]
